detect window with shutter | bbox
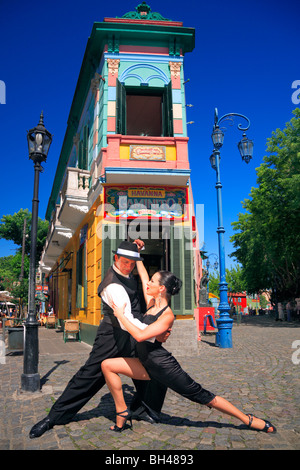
[170,226,182,315]
[170,225,194,315]
[162,81,174,137]
[116,80,126,135]
[76,244,86,308]
[78,126,89,170]
[184,228,193,311]
[116,80,173,137]
[78,141,83,169]
[83,244,87,308]
[82,125,89,170]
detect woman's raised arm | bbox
[136,260,154,306]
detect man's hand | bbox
[133,239,145,252]
[156,328,172,343]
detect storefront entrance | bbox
[101,219,195,317]
[128,224,170,312]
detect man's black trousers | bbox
[48,321,166,425]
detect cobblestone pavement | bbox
[1,315,300,453]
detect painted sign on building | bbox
[104,185,188,220]
[130,145,166,161]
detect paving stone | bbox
[1,316,300,451]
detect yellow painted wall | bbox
[95,203,104,324]
[78,197,103,325]
[86,207,101,325]
[52,183,196,327]
[53,195,104,326]
[57,272,68,319]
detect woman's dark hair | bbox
[158,271,182,299]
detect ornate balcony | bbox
[40,205,74,272]
[40,168,90,272]
[58,167,90,230]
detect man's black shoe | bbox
[29,417,53,439]
[131,411,158,424]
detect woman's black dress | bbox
[136,306,216,406]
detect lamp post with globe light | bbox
[210,108,253,348]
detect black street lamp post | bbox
[21,112,52,392]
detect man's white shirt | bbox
[100,265,155,342]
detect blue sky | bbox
[0,0,299,269]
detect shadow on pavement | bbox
[70,384,247,432]
[40,360,70,387]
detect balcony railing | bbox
[61,167,90,199]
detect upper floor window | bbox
[116,81,173,137]
[78,125,89,170]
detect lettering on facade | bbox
[129,145,166,161]
[128,188,165,198]
[104,185,188,220]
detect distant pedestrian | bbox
[286,301,292,322]
[48,305,54,315]
[296,298,300,322]
[277,303,284,321]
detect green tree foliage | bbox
[208,264,247,296]
[230,109,300,302]
[0,209,48,312]
[0,253,30,290]
[0,208,48,264]
[0,256,14,290]
[0,255,30,313]
[207,269,220,296]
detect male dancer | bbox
[29,240,167,438]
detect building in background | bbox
[40,2,203,344]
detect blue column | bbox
[214,151,233,348]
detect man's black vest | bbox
[97,266,143,327]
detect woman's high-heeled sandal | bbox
[110,408,133,433]
[247,413,277,433]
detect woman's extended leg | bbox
[207,396,276,432]
[103,357,275,433]
[101,357,150,429]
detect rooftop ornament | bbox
[118,2,171,21]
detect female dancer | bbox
[101,259,276,435]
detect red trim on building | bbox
[104,18,183,27]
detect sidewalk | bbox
[1,316,300,452]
